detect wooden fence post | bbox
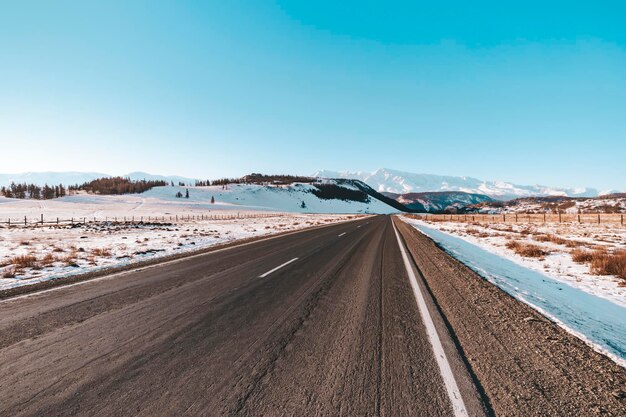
[622,214,624,226]
[558,212,561,223]
[57,217,59,224]
[598,214,601,224]
[41,214,43,225]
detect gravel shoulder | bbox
[395,217,626,416]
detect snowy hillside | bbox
[142,182,398,214]
[314,168,604,200]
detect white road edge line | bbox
[392,221,469,417]
[259,257,299,278]
[338,232,347,237]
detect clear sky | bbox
[1,1,625,190]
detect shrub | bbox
[571,248,596,264]
[535,234,583,248]
[10,254,39,268]
[590,250,626,279]
[506,241,550,258]
[91,247,112,257]
[40,253,55,266]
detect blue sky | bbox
[1,1,625,190]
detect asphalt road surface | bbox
[1,216,624,416]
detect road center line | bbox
[258,257,299,278]
[338,232,347,237]
[392,221,469,417]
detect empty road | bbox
[1,216,624,416]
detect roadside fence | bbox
[407,213,625,226]
[1,212,290,228]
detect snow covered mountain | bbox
[0,172,197,187]
[383,191,494,213]
[314,168,602,200]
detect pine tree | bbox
[211,196,215,204]
[301,201,306,209]
[185,189,189,198]
[176,191,183,198]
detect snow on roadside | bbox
[401,216,626,307]
[0,213,363,291]
[401,219,626,367]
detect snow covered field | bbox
[0,182,396,223]
[0,212,361,291]
[402,218,626,367]
[402,216,626,306]
[0,188,374,291]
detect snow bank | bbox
[402,218,626,367]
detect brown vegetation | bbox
[571,248,596,264]
[534,234,583,248]
[505,241,550,258]
[10,254,39,269]
[570,248,626,280]
[91,247,112,257]
[590,250,626,279]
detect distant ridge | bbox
[314,168,609,200]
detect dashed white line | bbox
[258,257,299,278]
[338,232,347,237]
[392,222,469,417]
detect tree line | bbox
[212,174,318,186]
[1,183,67,199]
[72,177,167,195]
[1,177,168,199]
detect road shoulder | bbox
[394,217,626,416]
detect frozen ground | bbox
[401,219,626,367]
[402,216,626,307]
[0,213,361,290]
[0,191,367,290]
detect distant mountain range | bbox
[382,191,494,213]
[0,171,197,187]
[314,168,608,200]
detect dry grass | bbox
[10,254,39,269]
[62,252,79,266]
[40,253,55,267]
[570,248,626,280]
[534,234,583,248]
[506,241,550,258]
[571,248,595,264]
[590,250,626,279]
[91,247,112,257]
